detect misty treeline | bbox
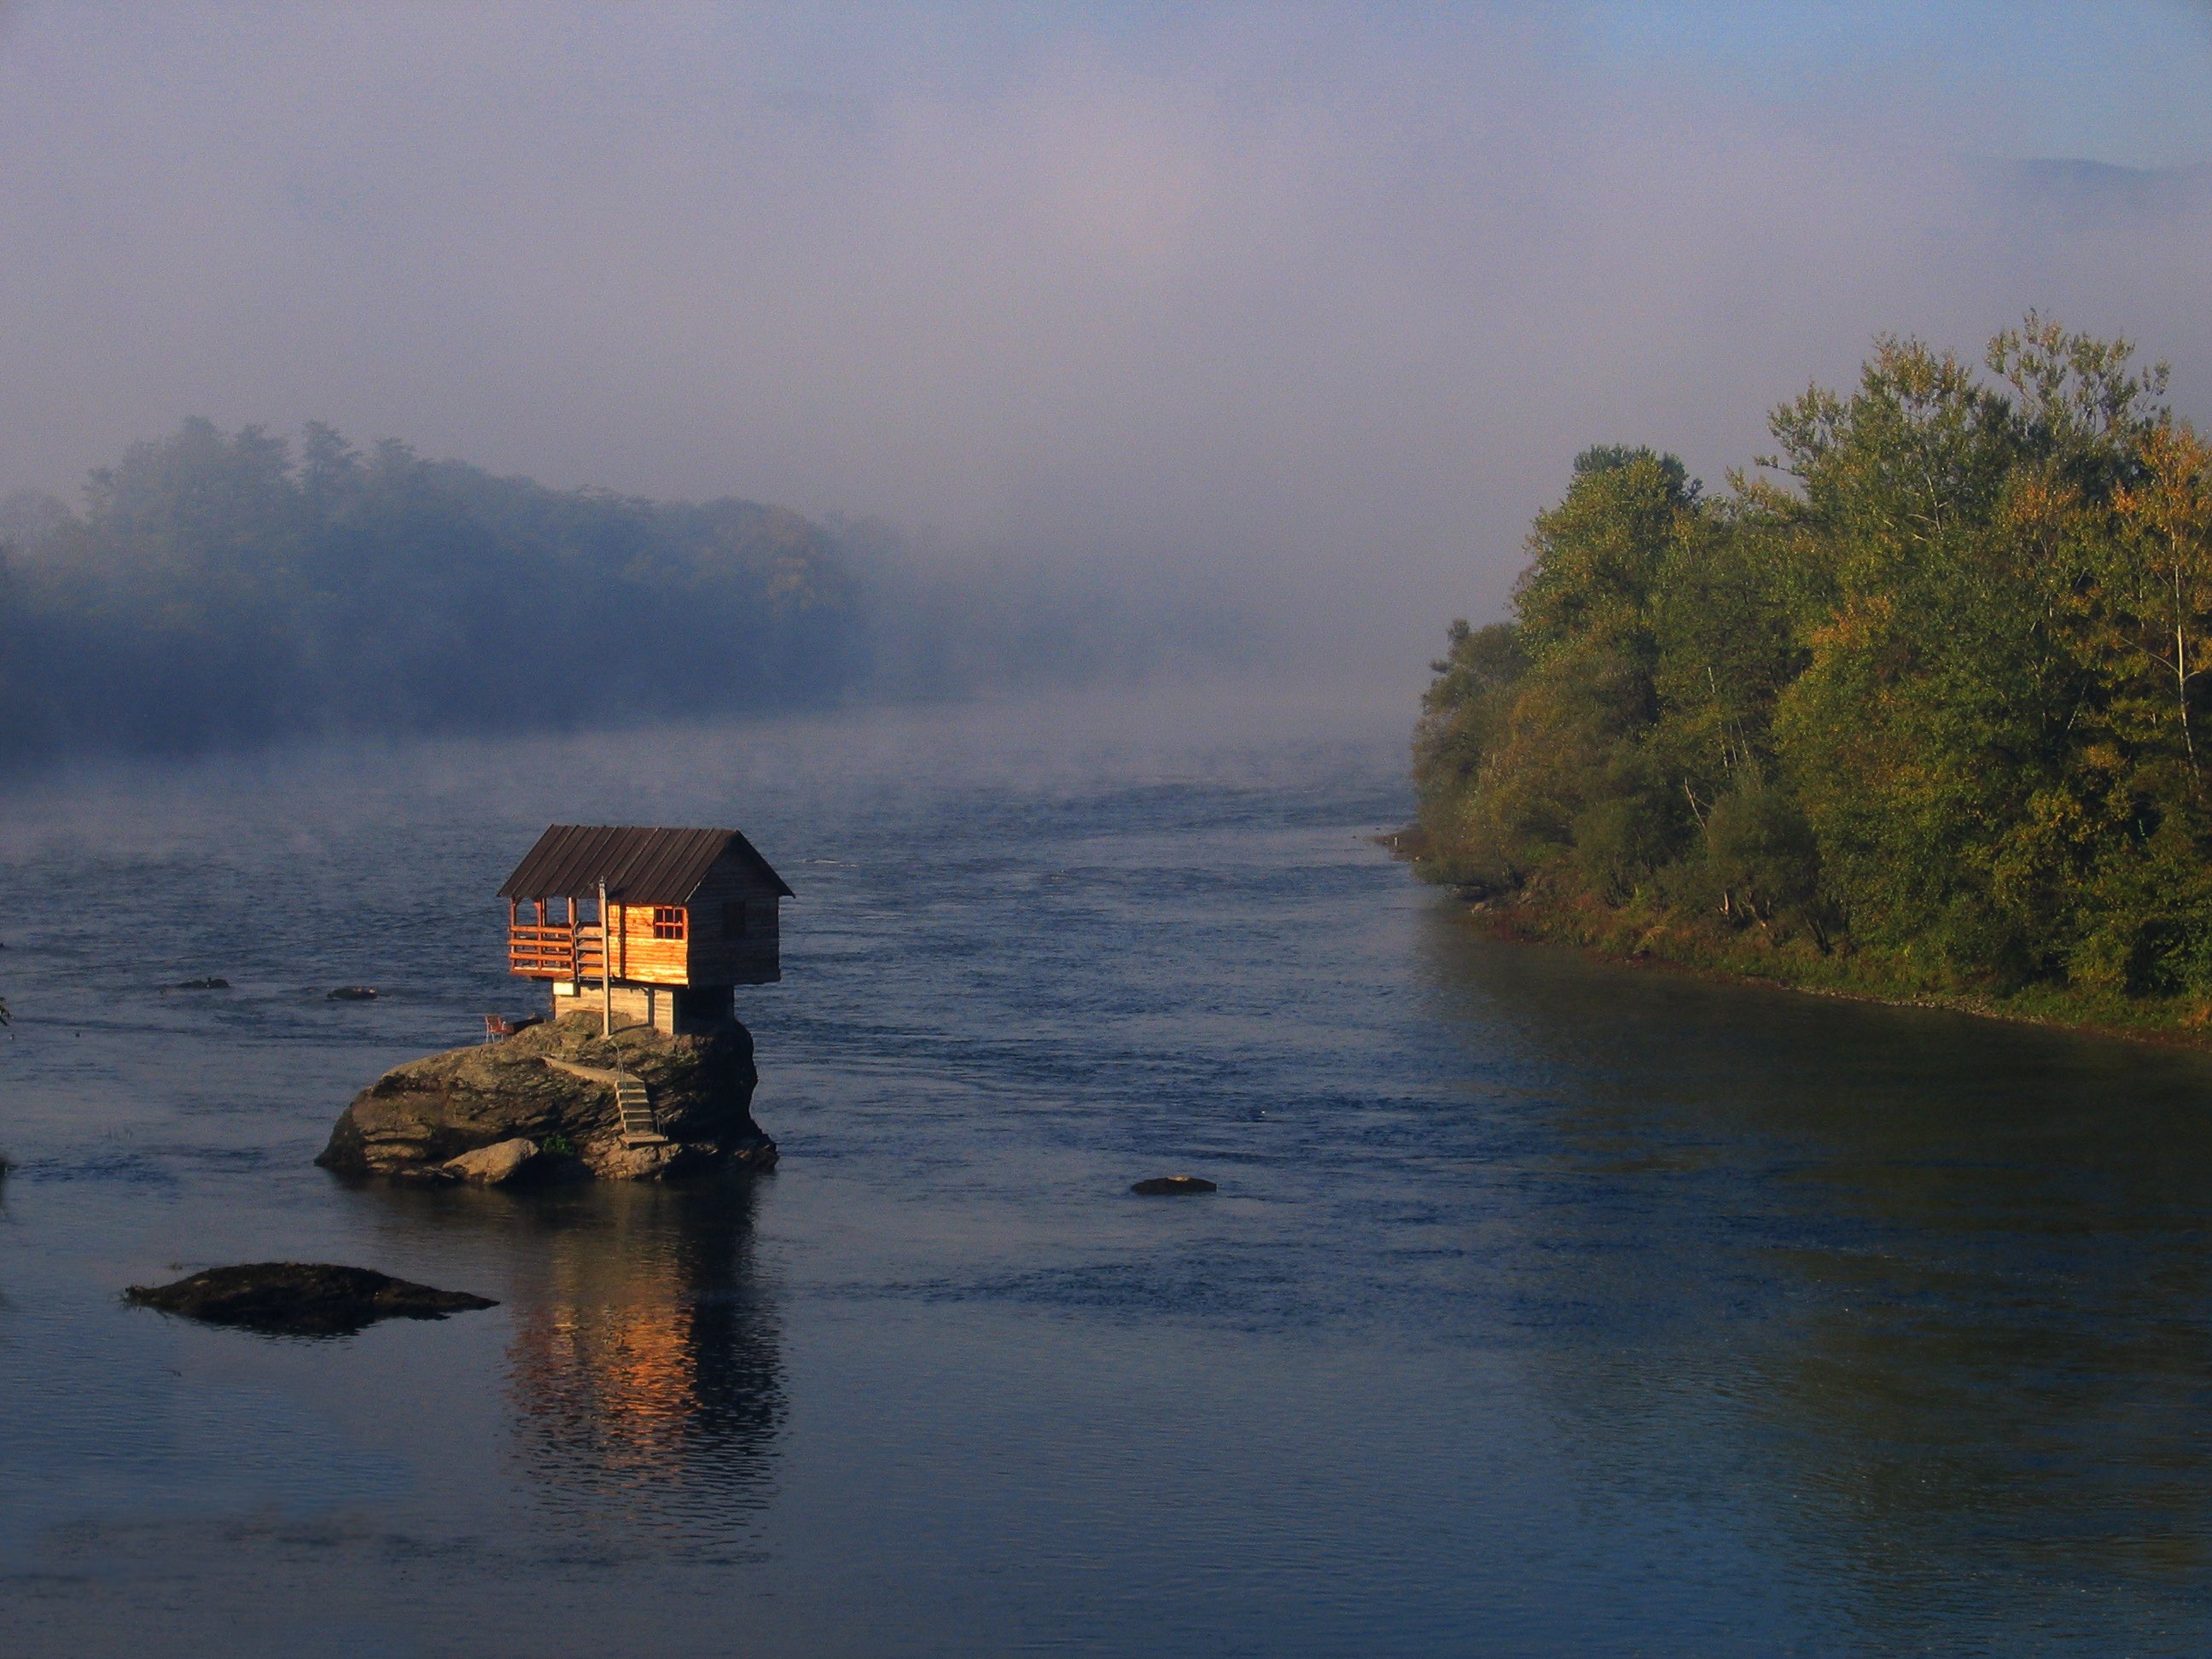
[1415,317,2212,1015]
[0,419,1218,772]
[0,419,856,764]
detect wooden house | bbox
[501,824,792,1034]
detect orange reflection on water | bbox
[498,1181,783,1546]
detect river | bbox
[3,684,2209,1655]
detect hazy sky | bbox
[3,2,2209,670]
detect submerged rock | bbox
[125,1262,496,1336]
[317,1012,777,1184]
[1131,1175,1217,1196]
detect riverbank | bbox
[1435,870,2212,1052]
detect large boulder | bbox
[317,1013,777,1183]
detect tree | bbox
[1412,315,2212,1014]
[2102,421,2212,785]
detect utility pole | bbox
[598,877,612,1038]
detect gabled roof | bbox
[498,825,794,905]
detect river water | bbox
[3,685,2210,1656]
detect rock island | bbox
[319,824,792,1185]
[317,1012,777,1183]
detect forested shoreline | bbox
[0,420,861,769]
[1412,317,2212,1038]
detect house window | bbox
[720,900,748,940]
[652,905,686,940]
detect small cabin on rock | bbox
[501,824,792,1035]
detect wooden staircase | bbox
[614,1074,667,1148]
[539,1055,667,1148]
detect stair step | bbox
[613,1075,662,1147]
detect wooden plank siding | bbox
[685,853,783,986]
[608,902,690,986]
[596,851,781,987]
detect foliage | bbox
[1413,317,2212,1022]
[0,419,862,765]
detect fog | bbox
[3,2,2210,692]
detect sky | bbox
[2,1,2209,675]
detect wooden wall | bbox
[684,853,783,987]
[594,848,783,987]
[607,901,690,986]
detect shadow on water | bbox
[376,1173,784,1563]
[1423,915,2212,1644]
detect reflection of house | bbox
[501,824,793,1034]
[501,1183,783,1540]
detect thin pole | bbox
[599,878,612,1038]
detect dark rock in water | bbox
[1131,1174,1218,1196]
[388,1163,461,1186]
[171,976,231,991]
[317,1012,777,1185]
[124,1262,497,1336]
[327,986,379,1001]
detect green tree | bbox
[1412,315,2212,1021]
[1412,619,1527,881]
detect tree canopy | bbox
[1413,317,2212,1016]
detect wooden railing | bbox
[509,923,606,980]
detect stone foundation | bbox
[549,979,732,1035]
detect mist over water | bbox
[4,692,2212,1654]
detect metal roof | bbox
[498,825,794,904]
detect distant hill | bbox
[1976,156,2212,215]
